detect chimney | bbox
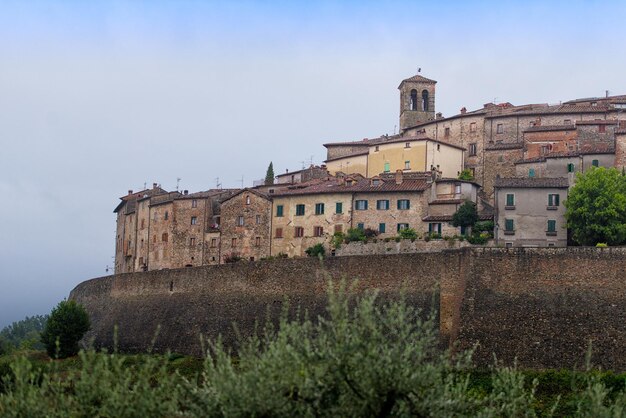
[128,189,133,195]
[183,190,188,195]
[436,112,443,119]
[395,169,403,185]
[460,107,467,114]
[152,182,157,189]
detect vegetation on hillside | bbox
[566,167,626,245]
[0,315,48,355]
[1,285,626,416]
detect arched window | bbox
[422,90,429,111]
[409,89,417,111]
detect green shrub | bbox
[398,227,418,240]
[305,243,325,258]
[331,232,344,248]
[467,233,489,245]
[596,243,608,248]
[40,301,90,359]
[224,253,242,263]
[344,228,366,243]
[474,220,495,234]
[458,168,475,181]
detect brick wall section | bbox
[71,248,626,370]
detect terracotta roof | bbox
[422,214,493,222]
[324,136,465,151]
[485,142,524,151]
[524,125,576,133]
[273,177,430,197]
[114,187,168,213]
[564,95,626,105]
[578,143,615,155]
[178,189,240,199]
[220,188,271,204]
[515,152,580,164]
[429,199,464,205]
[324,150,370,162]
[398,74,437,87]
[494,177,570,189]
[276,166,327,178]
[575,119,620,125]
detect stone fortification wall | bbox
[70,248,626,370]
[335,239,471,256]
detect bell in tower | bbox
[398,73,436,131]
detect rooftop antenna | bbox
[143,182,147,190]
[215,177,222,190]
[176,177,181,192]
[300,160,306,169]
[394,124,397,135]
[493,97,498,104]
[417,67,421,74]
[239,176,244,188]
[606,90,610,98]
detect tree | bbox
[565,167,626,245]
[41,300,90,359]
[452,201,478,233]
[0,315,48,353]
[458,169,474,181]
[265,162,275,185]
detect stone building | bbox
[219,189,272,263]
[275,165,329,184]
[494,177,569,247]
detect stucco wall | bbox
[71,248,626,370]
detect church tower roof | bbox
[398,74,437,89]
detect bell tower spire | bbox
[398,73,437,131]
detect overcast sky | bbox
[1,0,625,328]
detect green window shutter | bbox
[437,223,442,234]
[547,220,556,232]
[592,159,599,167]
[315,203,324,215]
[529,168,535,177]
[357,223,364,230]
[335,202,343,214]
[276,205,283,217]
[505,219,514,231]
[555,194,559,206]
[296,204,305,216]
[506,194,514,206]
[379,223,386,233]
[567,163,574,173]
[384,162,390,173]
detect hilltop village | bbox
[114,74,626,273]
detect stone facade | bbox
[398,74,436,130]
[219,189,272,263]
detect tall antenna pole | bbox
[176,177,181,191]
[215,177,221,189]
[240,176,244,188]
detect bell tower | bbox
[398,74,436,131]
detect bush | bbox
[331,232,344,248]
[344,228,366,243]
[40,300,90,359]
[224,253,242,263]
[458,169,475,181]
[467,233,489,245]
[363,228,379,239]
[596,243,608,248]
[474,220,494,235]
[305,243,325,258]
[397,228,418,240]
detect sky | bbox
[1,0,625,328]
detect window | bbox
[237,216,244,226]
[404,160,411,170]
[599,125,606,133]
[357,223,365,230]
[141,219,145,229]
[164,211,168,220]
[162,233,168,242]
[422,90,429,111]
[547,220,556,233]
[231,238,237,247]
[455,184,461,194]
[314,226,324,237]
[192,199,198,208]
[315,203,325,215]
[376,200,390,210]
[379,223,386,233]
[334,225,343,234]
[372,179,380,186]
[405,142,411,148]
[548,193,560,208]
[384,162,390,173]
[190,237,196,246]
[428,223,441,234]
[255,236,261,246]
[355,200,368,210]
[506,193,515,208]
[564,119,572,125]
[504,219,514,234]
[409,89,417,110]
[529,168,535,178]
[567,163,575,173]
[397,199,410,210]
[275,228,283,238]
[256,215,261,224]
[470,122,477,132]
[497,124,503,134]
[276,205,284,217]
[210,238,217,247]
[444,127,450,137]
[294,226,304,237]
[397,223,409,231]
[191,216,197,225]
[296,204,305,216]
[153,235,156,243]
[505,242,513,248]
[246,195,251,205]
[469,143,477,156]
[592,159,599,167]
[374,145,379,152]
[335,202,343,214]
